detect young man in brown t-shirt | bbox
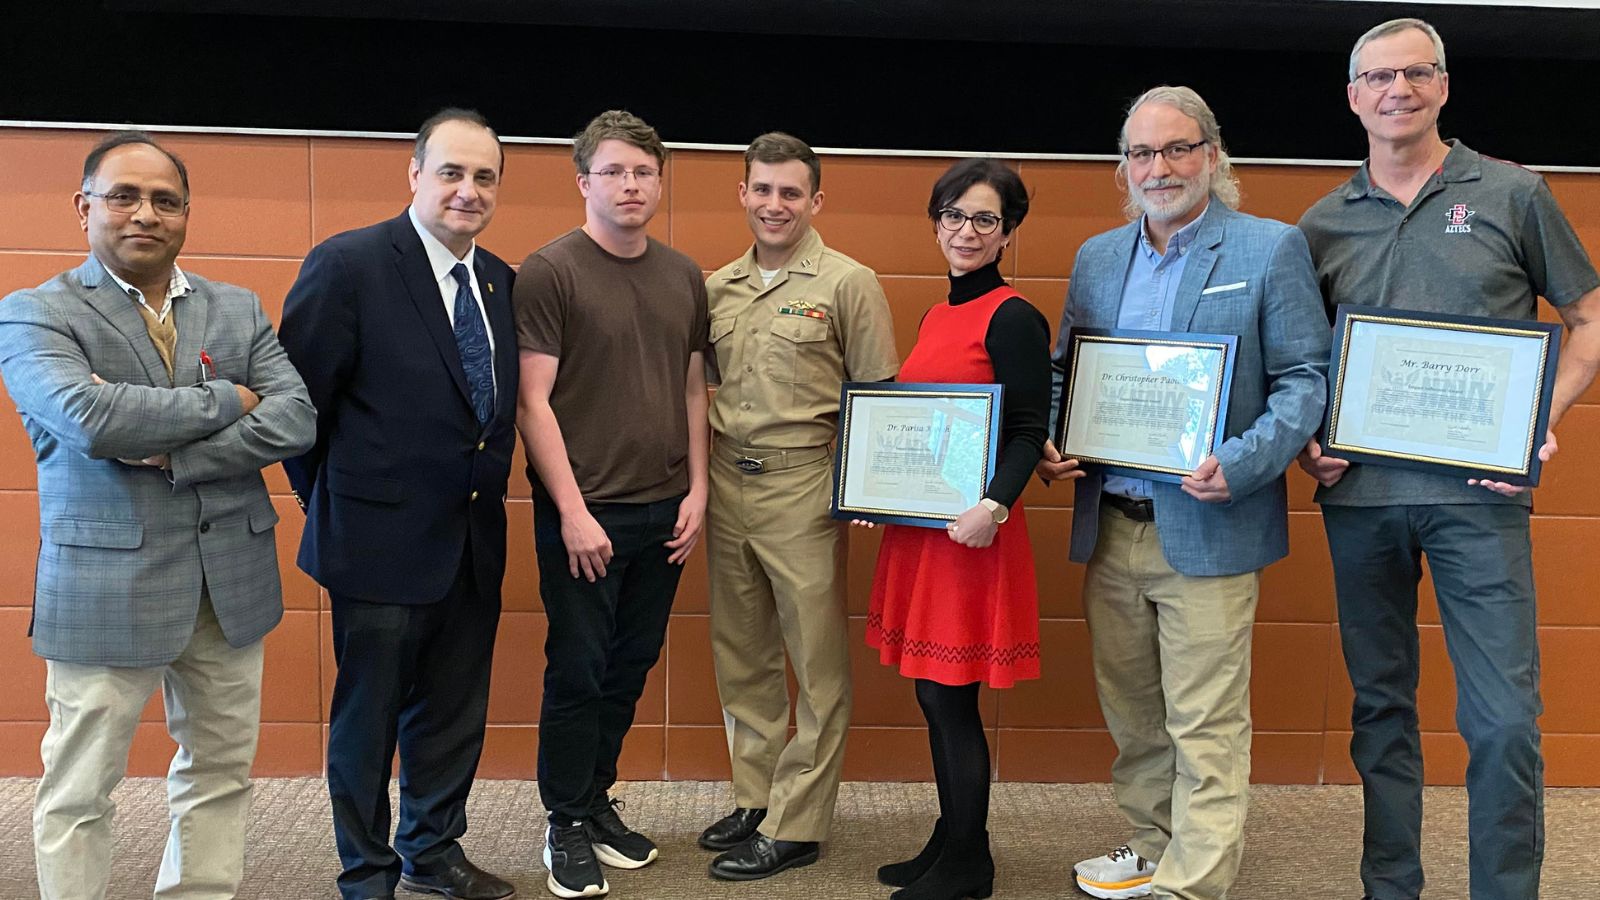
[513,109,710,900]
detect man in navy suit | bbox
[279,109,518,900]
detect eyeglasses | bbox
[1353,62,1441,91]
[84,189,188,217]
[937,208,1003,235]
[1123,140,1208,166]
[584,167,661,184]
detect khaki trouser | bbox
[34,596,265,900]
[1084,505,1259,900]
[706,445,851,842]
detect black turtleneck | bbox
[947,259,1008,304]
[945,262,1051,509]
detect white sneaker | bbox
[1074,844,1155,899]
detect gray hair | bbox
[1116,85,1240,219]
[1348,18,1448,82]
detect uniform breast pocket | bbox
[765,317,831,384]
[709,316,737,373]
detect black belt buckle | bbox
[1105,493,1154,522]
[735,456,765,474]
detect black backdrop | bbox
[11,1,1600,165]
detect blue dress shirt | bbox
[1104,205,1208,499]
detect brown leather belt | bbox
[714,441,833,475]
[1102,492,1155,522]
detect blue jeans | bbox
[533,494,684,822]
[1322,503,1543,900]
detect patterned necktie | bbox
[450,263,494,425]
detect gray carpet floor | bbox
[0,778,1595,898]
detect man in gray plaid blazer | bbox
[0,131,315,899]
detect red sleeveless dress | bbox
[865,286,1041,688]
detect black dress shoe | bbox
[399,856,515,899]
[708,834,819,881]
[698,807,768,851]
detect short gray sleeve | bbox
[1521,179,1600,308]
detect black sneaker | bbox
[543,820,609,898]
[585,797,659,869]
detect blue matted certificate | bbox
[1324,304,1561,486]
[831,382,1002,528]
[1056,328,1238,483]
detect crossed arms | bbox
[0,290,315,484]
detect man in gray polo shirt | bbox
[1297,18,1600,900]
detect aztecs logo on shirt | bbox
[1444,202,1476,234]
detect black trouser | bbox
[535,494,684,823]
[326,553,500,900]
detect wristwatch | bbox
[979,497,1009,525]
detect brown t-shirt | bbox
[514,228,709,504]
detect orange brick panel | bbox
[0,128,1596,784]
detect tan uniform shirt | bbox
[707,228,899,448]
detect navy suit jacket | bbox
[279,211,518,604]
[1051,201,1328,577]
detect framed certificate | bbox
[1324,305,1561,486]
[831,382,1002,528]
[1056,329,1238,483]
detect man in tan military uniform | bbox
[701,132,899,883]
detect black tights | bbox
[914,678,990,847]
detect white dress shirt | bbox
[407,206,497,393]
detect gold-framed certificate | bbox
[1324,305,1561,486]
[1056,328,1238,483]
[830,382,1002,528]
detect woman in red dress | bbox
[865,159,1051,899]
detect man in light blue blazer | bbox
[0,131,315,899]
[1036,88,1327,900]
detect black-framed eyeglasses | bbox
[937,208,1003,235]
[583,167,661,184]
[84,190,188,217]
[1123,140,1208,166]
[1353,61,1440,91]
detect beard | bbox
[1130,173,1210,223]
